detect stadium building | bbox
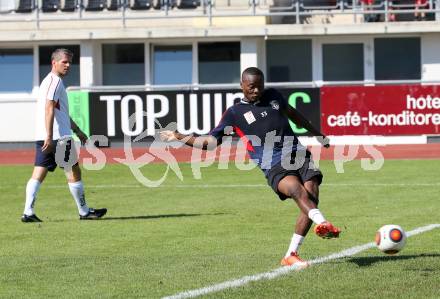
[1,0,439,144]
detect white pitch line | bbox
[162,224,440,299]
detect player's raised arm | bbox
[283,105,330,148]
[160,130,218,150]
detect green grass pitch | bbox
[1,160,439,298]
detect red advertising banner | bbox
[321,85,440,135]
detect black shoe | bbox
[21,214,43,223]
[79,208,107,220]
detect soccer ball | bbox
[375,225,406,254]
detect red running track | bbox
[0,144,440,165]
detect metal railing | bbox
[0,0,439,27]
[66,79,440,92]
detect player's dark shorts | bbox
[34,138,78,172]
[266,153,323,201]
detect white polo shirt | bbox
[35,72,72,141]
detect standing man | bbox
[160,67,340,267]
[22,48,107,222]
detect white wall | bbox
[0,0,17,12]
[0,99,36,142]
[240,37,265,73]
[80,41,100,87]
[421,33,440,82]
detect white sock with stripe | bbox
[24,179,41,216]
[308,208,326,225]
[285,233,305,257]
[68,181,90,216]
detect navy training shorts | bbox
[34,138,78,172]
[266,153,323,201]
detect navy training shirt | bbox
[209,88,307,175]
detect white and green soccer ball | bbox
[375,225,407,254]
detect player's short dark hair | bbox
[51,48,74,62]
[242,67,264,81]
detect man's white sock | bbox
[68,181,90,216]
[308,208,326,225]
[24,179,41,216]
[285,233,305,257]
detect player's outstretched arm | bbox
[160,130,218,150]
[284,105,330,148]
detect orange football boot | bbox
[314,221,341,239]
[280,252,309,269]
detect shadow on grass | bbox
[347,253,440,267]
[48,212,226,222]
[100,212,227,221]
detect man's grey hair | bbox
[51,48,74,62]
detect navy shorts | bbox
[34,138,78,172]
[266,153,323,201]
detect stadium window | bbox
[102,43,145,85]
[153,45,192,85]
[198,42,240,84]
[374,37,421,80]
[322,43,364,81]
[39,45,80,87]
[266,40,312,82]
[0,49,33,93]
